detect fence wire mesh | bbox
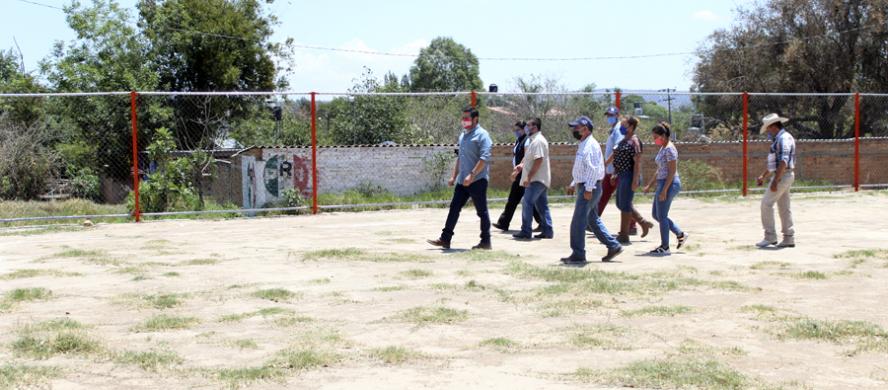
[1,91,887,224]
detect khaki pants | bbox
[761,171,795,242]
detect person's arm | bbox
[632,150,642,191]
[757,168,771,186]
[583,145,604,200]
[770,161,787,192]
[463,133,492,186]
[661,160,677,198]
[449,157,459,186]
[522,158,543,187]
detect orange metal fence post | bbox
[470,90,477,108]
[310,92,319,214]
[742,92,749,197]
[130,91,141,222]
[615,90,622,111]
[854,92,861,192]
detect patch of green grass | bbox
[217,366,286,388]
[370,346,417,364]
[394,306,469,326]
[834,249,888,268]
[793,271,828,280]
[454,250,520,262]
[1,288,53,310]
[231,339,259,350]
[252,288,300,302]
[480,337,519,351]
[0,268,81,280]
[308,277,331,285]
[53,248,106,258]
[781,317,887,343]
[143,294,184,309]
[270,348,339,370]
[115,349,183,371]
[539,297,604,317]
[622,305,693,317]
[400,269,432,279]
[750,261,791,270]
[575,357,748,389]
[302,248,429,263]
[13,331,100,359]
[272,315,314,327]
[508,262,751,298]
[219,307,293,322]
[569,325,630,350]
[741,304,778,316]
[29,318,84,332]
[0,225,83,236]
[373,285,406,292]
[180,258,219,266]
[133,315,199,332]
[83,256,126,267]
[0,364,60,388]
[162,272,180,277]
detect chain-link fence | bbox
[1,90,887,225]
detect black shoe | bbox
[676,233,689,250]
[472,241,492,250]
[533,226,543,233]
[512,233,533,240]
[492,222,509,231]
[534,233,553,239]
[602,246,624,262]
[427,239,451,249]
[560,255,587,265]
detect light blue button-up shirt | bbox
[604,122,624,175]
[457,125,493,185]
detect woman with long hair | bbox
[643,122,688,255]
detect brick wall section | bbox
[210,138,888,207]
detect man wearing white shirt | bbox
[562,116,623,264]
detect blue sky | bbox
[1,0,741,92]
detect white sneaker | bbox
[756,239,777,248]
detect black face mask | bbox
[571,130,582,140]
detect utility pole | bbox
[658,88,676,139]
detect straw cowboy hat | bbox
[760,113,789,134]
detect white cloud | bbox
[691,10,720,22]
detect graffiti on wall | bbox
[243,152,311,208]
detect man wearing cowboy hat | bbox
[755,113,796,248]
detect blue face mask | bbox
[619,125,628,135]
[767,132,775,141]
[514,130,523,139]
[607,117,618,126]
[524,125,531,135]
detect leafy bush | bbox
[0,118,59,200]
[678,160,726,191]
[68,167,100,201]
[128,127,202,213]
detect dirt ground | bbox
[1,191,888,389]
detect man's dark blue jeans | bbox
[440,179,491,244]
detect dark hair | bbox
[626,116,639,130]
[514,121,526,129]
[529,118,542,131]
[462,105,479,119]
[652,121,671,139]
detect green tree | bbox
[408,37,482,92]
[327,67,408,145]
[0,49,46,125]
[40,0,164,185]
[137,0,291,150]
[693,0,888,138]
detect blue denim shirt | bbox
[457,125,493,184]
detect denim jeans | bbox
[615,171,635,212]
[520,182,553,237]
[497,177,541,229]
[441,179,491,243]
[651,179,683,248]
[571,181,620,259]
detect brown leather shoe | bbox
[472,241,492,250]
[427,239,451,249]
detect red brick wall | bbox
[487,138,888,190]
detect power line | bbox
[14,0,65,11]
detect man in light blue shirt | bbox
[595,107,629,230]
[428,105,494,250]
